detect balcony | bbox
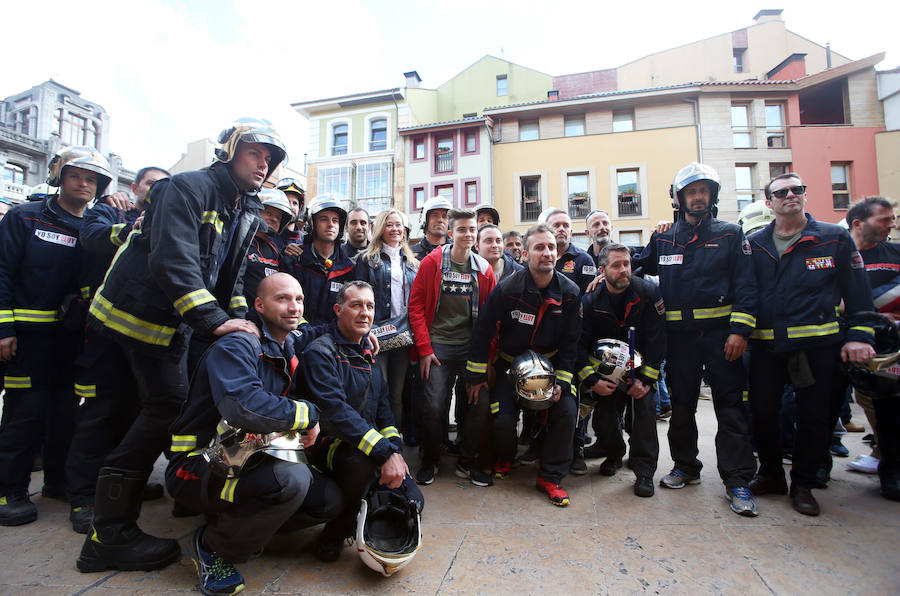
[618,193,641,216]
[435,149,454,174]
[2,182,29,204]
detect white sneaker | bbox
[847,454,879,474]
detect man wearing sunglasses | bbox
[746,173,875,516]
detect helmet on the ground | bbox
[215,118,287,180]
[27,183,56,201]
[420,195,452,231]
[590,339,643,390]
[669,162,720,219]
[356,485,422,576]
[47,146,112,198]
[258,188,294,235]
[304,194,348,241]
[737,201,774,235]
[843,312,900,400]
[475,203,500,225]
[509,350,556,411]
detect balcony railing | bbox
[618,193,641,216]
[2,182,29,203]
[435,150,454,173]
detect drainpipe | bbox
[485,118,495,205]
[682,97,703,162]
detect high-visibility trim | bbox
[556,370,573,385]
[291,400,310,430]
[13,308,60,323]
[665,310,683,321]
[639,365,660,381]
[90,293,176,347]
[110,223,127,246]
[170,434,197,452]
[742,390,749,402]
[750,328,774,340]
[174,289,216,316]
[91,528,101,543]
[220,478,239,503]
[229,295,247,310]
[0,497,6,506]
[187,449,204,457]
[201,211,224,235]
[578,366,595,382]
[0,309,13,324]
[498,349,558,362]
[786,321,840,339]
[849,325,875,336]
[74,383,97,398]
[326,439,342,470]
[3,376,31,389]
[490,401,500,415]
[730,311,756,327]
[216,420,229,435]
[693,305,733,320]
[379,426,400,439]
[81,286,92,300]
[357,428,383,456]
[466,360,487,374]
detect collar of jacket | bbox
[328,322,375,361]
[440,243,490,275]
[43,196,83,230]
[523,267,564,301]
[752,213,821,255]
[674,214,714,243]
[560,242,588,259]
[364,248,416,271]
[209,162,263,216]
[258,320,295,360]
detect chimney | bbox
[752,9,783,24]
[826,43,832,68]
[547,90,560,101]
[403,71,421,89]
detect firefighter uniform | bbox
[466,268,582,484]
[243,234,286,306]
[286,240,355,326]
[635,215,758,489]
[555,243,596,296]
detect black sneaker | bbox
[455,463,493,487]
[598,458,623,476]
[570,447,588,476]
[634,476,655,498]
[0,495,37,526]
[415,462,437,485]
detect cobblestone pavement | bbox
[1,400,898,595]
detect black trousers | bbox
[592,388,659,478]
[873,395,900,485]
[749,343,843,488]
[666,327,756,488]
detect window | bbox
[731,104,752,148]
[356,162,392,213]
[497,75,508,97]
[463,129,478,154]
[434,135,454,174]
[831,163,851,209]
[769,163,791,179]
[567,172,590,218]
[369,118,387,151]
[612,110,634,133]
[411,185,426,211]
[519,121,539,141]
[765,104,785,148]
[564,115,585,137]
[520,176,542,221]
[616,169,641,217]
[735,165,754,210]
[465,180,478,205]
[2,163,25,185]
[412,136,426,161]
[317,166,352,203]
[56,109,97,147]
[332,123,348,156]
[733,49,745,73]
[434,183,454,204]
[619,231,642,247]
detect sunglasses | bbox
[771,185,807,199]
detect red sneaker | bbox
[493,460,512,479]
[536,477,570,506]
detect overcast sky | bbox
[4,0,898,173]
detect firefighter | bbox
[242,188,294,305]
[0,146,112,526]
[77,118,286,572]
[412,196,452,259]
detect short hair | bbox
[347,207,369,220]
[448,208,476,229]
[135,166,171,186]
[764,172,803,200]
[585,209,610,225]
[523,223,553,249]
[503,230,522,241]
[477,223,501,242]
[846,196,896,227]
[336,280,373,305]
[598,242,631,267]
[543,207,568,223]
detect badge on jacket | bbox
[659,255,683,266]
[806,256,835,270]
[510,310,536,325]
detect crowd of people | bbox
[0,118,898,594]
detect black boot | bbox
[76,467,180,573]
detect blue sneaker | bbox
[190,526,245,595]
[726,486,759,517]
[659,468,701,489]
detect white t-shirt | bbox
[384,244,405,318]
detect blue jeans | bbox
[654,362,671,413]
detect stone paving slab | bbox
[1,400,898,595]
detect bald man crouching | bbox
[165,273,341,595]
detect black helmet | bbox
[842,312,900,400]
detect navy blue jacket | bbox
[748,214,875,352]
[301,324,401,465]
[634,216,757,336]
[79,203,142,300]
[243,234,287,306]
[285,239,355,326]
[496,251,524,283]
[0,197,83,338]
[556,243,596,297]
[353,249,418,322]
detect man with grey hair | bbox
[585,210,613,268]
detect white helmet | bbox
[420,195,452,232]
[737,201,774,236]
[355,485,422,576]
[669,162,720,219]
[258,188,294,235]
[590,339,643,390]
[509,350,556,411]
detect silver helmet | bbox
[509,350,556,411]
[47,145,113,198]
[258,188,294,235]
[590,339,643,390]
[669,162,720,219]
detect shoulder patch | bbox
[742,237,752,256]
[851,251,864,270]
[654,298,665,315]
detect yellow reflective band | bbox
[730,311,756,327]
[220,478,239,503]
[0,497,6,506]
[490,401,500,415]
[13,309,60,323]
[74,383,97,398]
[201,211,224,235]
[742,390,749,402]
[187,449,204,457]
[640,365,660,381]
[786,321,840,339]
[3,376,31,389]
[326,439,342,470]
[81,286,92,300]
[556,370,574,385]
[291,401,310,430]
[466,361,487,374]
[578,366,595,382]
[216,420,229,435]
[693,305,733,320]
[91,528,101,543]
[835,306,841,317]
[380,426,401,439]
[0,310,13,324]
[750,328,774,340]
[110,223,127,247]
[173,289,216,316]
[849,326,875,336]
[170,434,197,452]
[665,310,683,321]
[357,428,383,456]
[229,295,247,310]
[90,293,176,347]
